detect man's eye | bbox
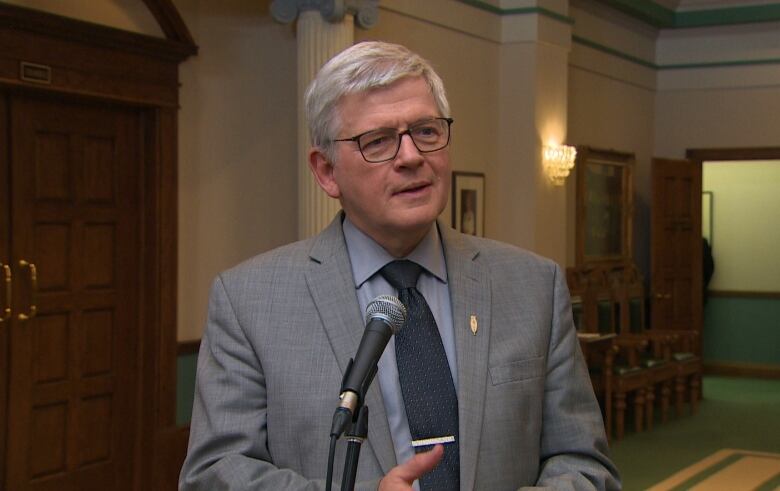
[413,125,440,139]
[363,133,391,149]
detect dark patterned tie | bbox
[380,260,460,491]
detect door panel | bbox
[650,158,703,351]
[6,96,140,491]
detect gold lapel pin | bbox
[470,315,478,336]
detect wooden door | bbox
[5,95,141,491]
[650,158,703,351]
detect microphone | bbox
[330,295,406,438]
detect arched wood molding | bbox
[142,0,197,48]
[0,1,197,61]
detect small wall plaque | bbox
[20,61,52,84]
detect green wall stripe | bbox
[572,35,780,71]
[662,57,780,70]
[677,4,780,28]
[594,0,780,28]
[597,0,675,27]
[460,0,780,28]
[572,35,657,69]
[456,0,574,25]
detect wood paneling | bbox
[0,3,195,489]
[7,97,140,491]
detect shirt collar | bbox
[342,217,448,289]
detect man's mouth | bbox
[395,182,430,195]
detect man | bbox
[180,41,620,490]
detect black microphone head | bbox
[365,295,406,334]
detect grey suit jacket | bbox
[180,215,620,490]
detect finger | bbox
[394,444,445,482]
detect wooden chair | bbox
[608,263,677,429]
[567,271,618,441]
[669,330,702,417]
[578,266,649,440]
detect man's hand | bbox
[378,444,444,490]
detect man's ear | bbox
[308,147,341,199]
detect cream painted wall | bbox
[175,0,298,340]
[702,161,780,292]
[654,19,780,157]
[654,85,780,157]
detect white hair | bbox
[304,41,450,161]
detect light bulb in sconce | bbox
[543,144,577,186]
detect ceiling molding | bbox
[595,0,780,28]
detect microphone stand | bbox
[340,405,369,491]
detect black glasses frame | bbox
[333,117,454,163]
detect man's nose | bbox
[394,133,424,166]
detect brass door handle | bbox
[17,260,37,321]
[0,263,10,322]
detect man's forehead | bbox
[335,77,438,127]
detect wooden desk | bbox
[578,333,616,362]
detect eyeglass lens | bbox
[359,119,450,163]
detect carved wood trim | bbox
[0,2,196,62]
[142,0,197,47]
[703,362,780,379]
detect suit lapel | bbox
[305,215,398,474]
[440,223,491,491]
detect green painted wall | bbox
[703,297,780,365]
[177,353,198,426]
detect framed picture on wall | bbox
[452,171,485,237]
[575,147,634,265]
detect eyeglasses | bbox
[333,117,454,163]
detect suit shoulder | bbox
[466,235,559,274]
[218,237,314,286]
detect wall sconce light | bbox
[543,144,577,186]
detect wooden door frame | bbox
[0,3,196,489]
[687,147,780,162]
